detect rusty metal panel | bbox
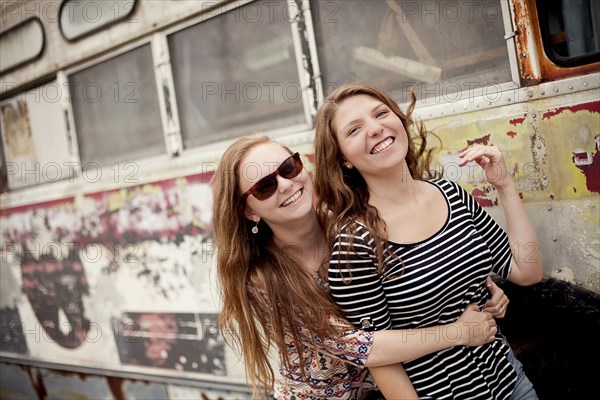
[167,384,254,400]
[510,0,600,84]
[0,363,38,400]
[421,89,600,292]
[41,368,114,400]
[123,380,168,399]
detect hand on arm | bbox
[366,304,496,367]
[458,145,543,286]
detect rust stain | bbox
[514,0,600,82]
[107,377,125,400]
[512,0,541,84]
[466,134,491,148]
[507,131,518,138]
[201,394,225,400]
[24,367,48,400]
[542,102,600,120]
[526,120,549,191]
[509,117,526,126]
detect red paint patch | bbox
[509,116,526,126]
[574,148,600,193]
[471,188,495,207]
[466,134,491,148]
[507,131,517,138]
[542,102,600,120]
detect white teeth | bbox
[371,137,394,154]
[281,190,302,207]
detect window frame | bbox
[58,0,139,42]
[0,17,45,75]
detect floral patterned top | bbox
[255,278,377,399]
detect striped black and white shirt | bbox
[329,179,517,399]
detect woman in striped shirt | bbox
[211,135,505,399]
[314,84,542,399]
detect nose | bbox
[366,119,383,137]
[276,174,294,193]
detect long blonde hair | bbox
[212,135,344,397]
[313,84,440,275]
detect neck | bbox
[363,162,422,210]
[271,210,327,276]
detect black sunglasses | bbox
[242,153,303,201]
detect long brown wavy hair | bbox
[212,135,344,398]
[313,84,440,275]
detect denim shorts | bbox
[506,346,539,400]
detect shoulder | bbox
[337,218,374,245]
[332,218,377,258]
[426,178,461,194]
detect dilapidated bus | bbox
[1,0,598,398]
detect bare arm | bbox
[370,364,419,399]
[366,304,496,367]
[458,145,543,286]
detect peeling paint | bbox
[550,268,576,284]
[573,135,600,193]
[543,102,600,120]
[466,134,491,147]
[525,118,549,191]
[471,187,497,207]
[509,116,526,125]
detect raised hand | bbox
[458,145,514,190]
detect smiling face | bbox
[239,142,313,229]
[333,94,409,178]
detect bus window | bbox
[0,18,44,74]
[168,0,306,149]
[310,0,512,103]
[69,44,164,166]
[0,81,74,190]
[536,0,600,66]
[59,0,137,41]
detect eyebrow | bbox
[340,103,387,131]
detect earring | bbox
[344,162,353,169]
[251,221,259,234]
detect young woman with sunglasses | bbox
[313,84,542,399]
[212,135,509,399]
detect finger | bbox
[485,277,494,292]
[466,303,480,312]
[458,148,485,163]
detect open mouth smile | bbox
[371,137,394,154]
[281,189,303,207]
